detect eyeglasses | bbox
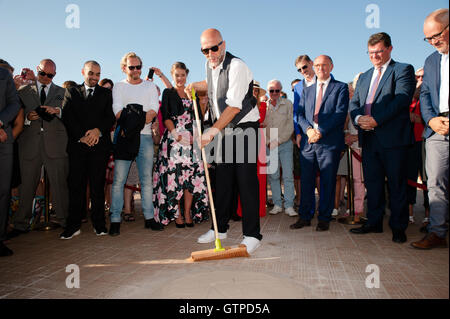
[424,24,449,42]
[269,89,281,94]
[297,65,308,72]
[38,68,55,79]
[128,65,142,71]
[367,49,385,55]
[201,41,223,55]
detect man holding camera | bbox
[10,59,69,237]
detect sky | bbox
[1,0,447,100]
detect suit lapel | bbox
[320,80,335,107]
[31,83,41,105]
[372,60,394,103]
[45,83,57,104]
[360,70,373,103]
[434,53,441,98]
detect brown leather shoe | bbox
[410,232,448,250]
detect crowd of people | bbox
[0,8,448,257]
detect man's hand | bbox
[0,128,7,143]
[307,128,321,144]
[358,115,378,130]
[27,111,40,121]
[84,128,101,146]
[268,140,278,150]
[185,83,195,100]
[41,105,61,115]
[199,127,219,149]
[296,134,301,148]
[429,116,450,135]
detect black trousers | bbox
[66,144,110,231]
[210,121,262,240]
[362,133,409,231]
[0,142,13,241]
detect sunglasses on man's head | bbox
[38,70,55,79]
[297,65,308,73]
[269,89,281,93]
[128,65,142,71]
[201,41,223,55]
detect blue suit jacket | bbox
[293,80,305,136]
[297,78,349,152]
[420,51,443,139]
[349,60,415,148]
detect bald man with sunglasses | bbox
[186,28,262,254]
[9,59,69,237]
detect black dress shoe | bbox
[109,222,120,236]
[0,242,13,257]
[175,222,185,228]
[392,229,407,243]
[316,221,330,231]
[185,222,194,228]
[290,218,311,229]
[6,228,29,240]
[350,224,383,234]
[145,218,163,231]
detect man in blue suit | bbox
[290,55,349,231]
[411,9,449,250]
[349,32,415,243]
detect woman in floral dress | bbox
[153,62,208,227]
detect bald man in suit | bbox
[10,59,69,237]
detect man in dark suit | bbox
[290,55,349,231]
[0,65,20,256]
[349,32,416,243]
[60,61,116,239]
[11,59,69,236]
[411,9,449,249]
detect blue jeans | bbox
[267,140,295,209]
[110,134,154,223]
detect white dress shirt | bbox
[439,53,449,113]
[305,75,317,87]
[314,77,331,129]
[206,52,260,123]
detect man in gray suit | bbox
[0,65,20,256]
[10,59,69,237]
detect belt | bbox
[438,111,449,117]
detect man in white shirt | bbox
[412,8,449,249]
[109,52,162,236]
[187,28,262,254]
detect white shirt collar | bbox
[376,58,391,72]
[84,83,96,92]
[37,81,51,91]
[317,76,331,87]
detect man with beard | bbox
[60,61,115,239]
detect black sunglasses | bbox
[201,41,223,55]
[269,89,281,93]
[38,70,55,79]
[297,65,308,73]
[128,65,142,71]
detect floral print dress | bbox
[153,98,209,225]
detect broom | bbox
[189,88,249,261]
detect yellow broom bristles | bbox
[191,245,250,261]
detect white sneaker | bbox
[332,208,339,217]
[284,207,298,217]
[240,236,261,254]
[197,229,227,244]
[409,216,415,224]
[269,205,282,215]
